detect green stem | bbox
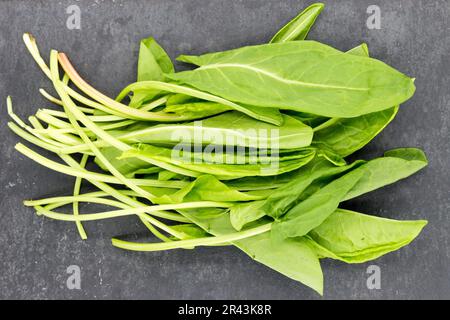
[34,201,232,222]
[10,119,189,237]
[41,108,125,122]
[58,154,181,240]
[28,116,84,146]
[9,123,61,154]
[58,52,197,122]
[39,88,95,114]
[24,195,191,223]
[13,143,187,188]
[112,223,272,251]
[312,117,340,132]
[73,154,89,240]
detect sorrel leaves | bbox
[5,3,427,296]
[170,41,415,117]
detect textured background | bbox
[0,0,449,299]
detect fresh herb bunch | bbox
[6,3,427,294]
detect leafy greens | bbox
[5,3,427,295]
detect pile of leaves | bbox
[6,3,427,294]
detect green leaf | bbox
[164,101,231,118]
[129,37,175,108]
[94,146,161,177]
[307,209,427,263]
[169,41,415,118]
[166,93,199,106]
[224,174,290,191]
[137,36,174,81]
[231,147,427,230]
[313,107,399,157]
[152,174,264,204]
[235,234,323,295]
[117,80,286,125]
[128,90,155,108]
[230,200,265,231]
[346,43,369,56]
[384,147,428,161]
[270,3,324,43]
[158,170,179,181]
[229,157,361,230]
[121,143,316,180]
[262,158,364,219]
[344,148,428,201]
[271,168,364,241]
[109,111,311,149]
[191,111,311,149]
[289,148,428,207]
[238,105,284,126]
[316,148,347,166]
[312,43,400,156]
[166,101,286,126]
[284,110,329,128]
[178,208,323,294]
[279,43,370,133]
[169,224,211,240]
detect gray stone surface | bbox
[0,0,449,299]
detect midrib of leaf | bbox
[198,63,370,91]
[281,18,310,41]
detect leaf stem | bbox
[112,222,272,251]
[312,117,340,132]
[34,201,232,222]
[73,154,89,239]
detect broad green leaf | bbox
[238,105,284,126]
[169,41,415,118]
[230,200,265,231]
[117,80,285,125]
[178,208,323,294]
[229,158,361,230]
[158,170,179,181]
[344,148,428,200]
[225,175,290,191]
[192,111,310,149]
[169,224,211,240]
[152,175,264,204]
[94,146,161,177]
[296,148,427,203]
[166,93,199,106]
[128,90,156,108]
[284,110,328,128]
[228,155,363,231]
[313,107,399,157]
[270,3,324,43]
[235,234,323,295]
[346,43,369,56]
[110,111,313,150]
[312,43,400,156]
[271,168,364,242]
[165,94,235,119]
[262,158,364,219]
[316,148,347,166]
[164,101,231,118]
[280,43,370,133]
[231,148,427,230]
[307,209,427,263]
[137,36,174,81]
[129,37,175,107]
[120,143,316,179]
